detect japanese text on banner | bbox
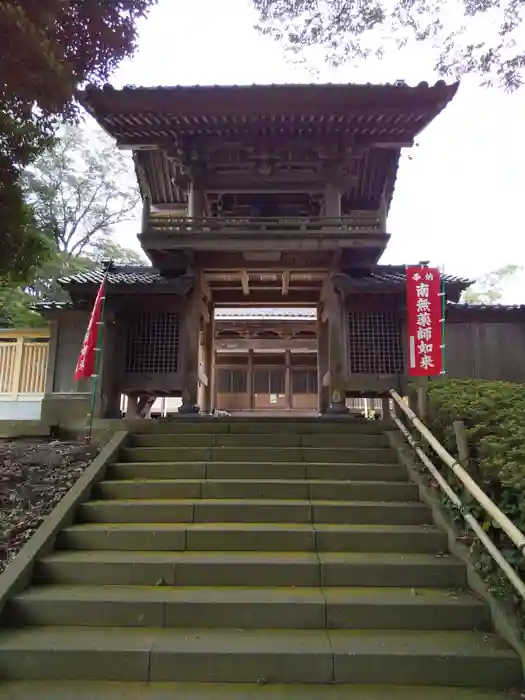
[406,266,443,377]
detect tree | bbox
[461,264,522,304]
[0,125,146,327]
[0,0,157,282]
[252,0,525,91]
[22,123,144,302]
[23,124,140,259]
[0,238,145,329]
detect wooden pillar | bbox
[141,195,151,234]
[99,313,122,419]
[44,321,59,395]
[317,305,329,414]
[188,181,205,218]
[324,279,348,414]
[203,301,215,413]
[379,190,388,233]
[126,395,140,419]
[10,336,24,395]
[179,287,202,414]
[248,349,255,410]
[325,183,342,217]
[285,349,292,410]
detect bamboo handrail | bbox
[390,389,525,553]
[392,408,525,601]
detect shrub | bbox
[419,379,525,631]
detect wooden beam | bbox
[282,270,290,297]
[202,182,356,194]
[200,273,212,302]
[199,297,210,324]
[216,338,317,352]
[212,289,320,305]
[140,233,390,253]
[241,271,250,296]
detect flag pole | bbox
[440,263,447,377]
[86,260,112,443]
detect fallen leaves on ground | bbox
[0,438,100,574]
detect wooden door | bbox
[253,367,287,409]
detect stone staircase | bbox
[0,419,520,698]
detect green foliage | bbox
[0,123,145,328]
[23,124,140,258]
[252,0,525,90]
[0,285,44,328]
[0,240,145,329]
[0,0,157,280]
[423,379,525,631]
[461,265,522,304]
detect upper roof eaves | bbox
[79,80,459,123]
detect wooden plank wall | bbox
[445,317,525,382]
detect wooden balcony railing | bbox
[146,214,383,236]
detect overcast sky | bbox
[100,0,525,302]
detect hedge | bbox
[420,379,525,630]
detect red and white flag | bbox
[406,266,443,377]
[73,279,106,381]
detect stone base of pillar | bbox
[326,402,349,414]
[178,402,201,415]
[103,408,123,419]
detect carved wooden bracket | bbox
[169,272,197,297]
[331,273,362,300]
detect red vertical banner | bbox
[406,266,443,376]
[73,279,105,381]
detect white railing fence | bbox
[390,389,525,600]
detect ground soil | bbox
[0,438,100,574]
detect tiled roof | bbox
[59,266,164,286]
[82,80,458,102]
[33,301,75,311]
[33,298,525,317]
[80,81,458,213]
[59,264,470,288]
[340,265,470,286]
[447,302,525,312]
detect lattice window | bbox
[125,312,180,374]
[217,369,247,394]
[347,311,403,374]
[254,369,286,394]
[292,369,318,394]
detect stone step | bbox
[107,462,409,482]
[0,681,516,700]
[7,585,490,631]
[130,420,387,435]
[129,433,389,449]
[35,551,466,588]
[119,447,398,465]
[57,522,447,553]
[77,499,431,526]
[94,479,418,502]
[0,627,518,685]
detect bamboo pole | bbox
[390,389,525,553]
[392,410,525,600]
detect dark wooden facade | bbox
[33,80,525,423]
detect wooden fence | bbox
[0,329,50,397]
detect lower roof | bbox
[34,299,525,322]
[57,264,469,289]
